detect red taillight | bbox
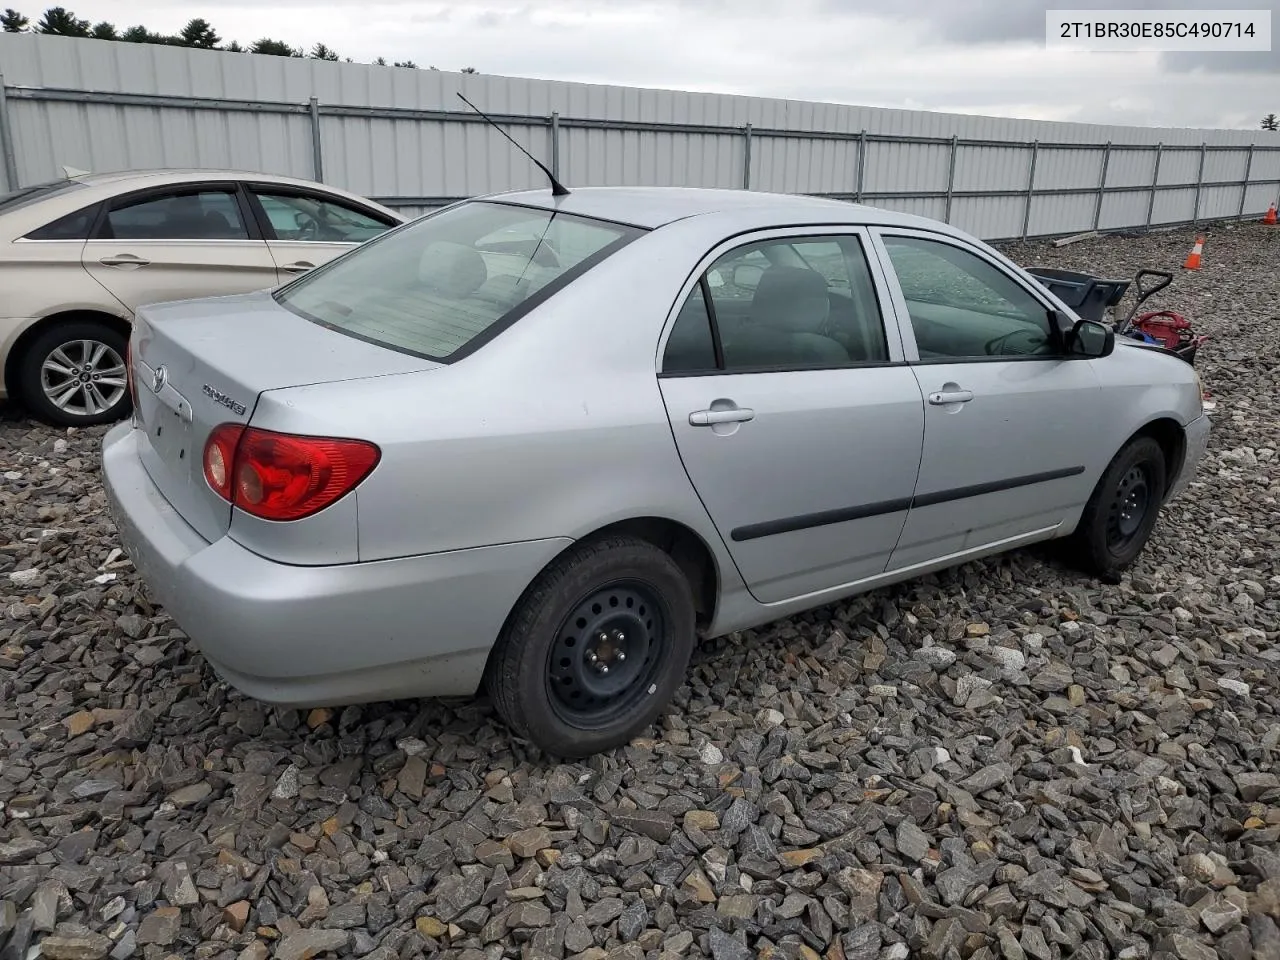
[202,425,380,521]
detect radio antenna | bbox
[457,92,569,197]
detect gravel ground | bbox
[1,222,1278,960]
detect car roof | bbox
[481,185,957,234]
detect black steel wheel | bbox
[1070,435,1167,581]
[485,535,696,758]
[547,581,669,730]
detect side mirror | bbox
[1067,318,1115,358]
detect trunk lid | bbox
[129,289,439,542]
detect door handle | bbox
[689,407,755,426]
[280,261,315,273]
[928,389,974,405]
[99,254,150,267]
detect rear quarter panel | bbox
[247,221,743,586]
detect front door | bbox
[81,183,278,313]
[657,229,926,605]
[872,229,1106,570]
[242,184,399,281]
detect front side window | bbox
[102,190,249,241]
[881,235,1056,359]
[667,234,888,372]
[254,190,394,243]
[277,201,641,361]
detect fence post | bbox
[1145,142,1162,229]
[0,74,18,193]
[1021,140,1038,240]
[1092,140,1111,230]
[308,96,324,183]
[742,123,752,190]
[1191,142,1206,224]
[855,129,867,202]
[550,111,561,179]
[1238,143,1254,220]
[944,134,958,224]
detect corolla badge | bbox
[203,383,248,417]
[151,365,168,394]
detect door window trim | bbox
[241,182,400,242]
[82,181,265,243]
[656,225,909,378]
[869,226,1078,365]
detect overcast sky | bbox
[25,0,1280,130]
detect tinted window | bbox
[662,284,717,373]
[0,179,87,214]
[103,190,249,241]
[702,235,889,370]
[882,236,1055,359]
[254,190,394,243]
[277,201,641,361]
[24,204,99,240]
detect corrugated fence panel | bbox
[1204,149,1247,183]
[953,146,1030,192]
[1028,194,1095,236]
[1106,150,1156,189]
[1153,188,1196,224]
[1157,150,1200,185]
[2,35,1280,240]
[866,141,948,194]
[753,136,860,194]
[1199,185,1242,220]
[1033,148,1104,191]
[950,196,1025,239]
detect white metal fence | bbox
[2,34,1279,241]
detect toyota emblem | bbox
[151,365,168,394]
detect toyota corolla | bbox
[101,186,1210,757]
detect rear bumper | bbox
[101,422,571,707]
[1167,413,1211,502]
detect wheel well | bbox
[4,310,131,399]
[587,518,719,629]
[1132,417,1186,496]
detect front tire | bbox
[485,535,696,758]
[17,320,131,427]
[1070,436,1167,581]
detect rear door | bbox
[241,183,400,280]
[657,228,926,605]
[82,182,278,312]
[870,229,1106,570]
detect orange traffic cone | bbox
[1264,204,1277,225]
[1183,236,1204,270]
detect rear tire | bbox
[1069,436,1167,581]
[17,320,131,427]
[485,535,696,758]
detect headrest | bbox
[750,266,829,333]
[418,241,488,299]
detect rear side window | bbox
[253,190,395,243]
[102,190,249,241]
[277,201,642,361]
[24,204,100,240]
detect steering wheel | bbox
[984,328,1048,356]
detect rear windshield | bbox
[0,179,87,214]
[275,200,643,361]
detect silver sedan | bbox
[101,186,1210,757]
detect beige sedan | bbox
[0,169,405,425]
